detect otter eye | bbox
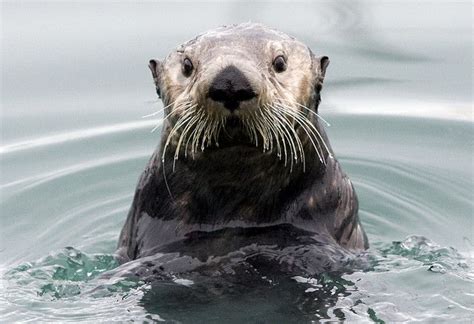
[182,58,194,77]
[273,55,287,73]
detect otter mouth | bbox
[216,115,255,148]
[224,115,243,135]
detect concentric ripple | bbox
[1,114,472,322]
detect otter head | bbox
[148,23,330,168]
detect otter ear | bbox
[316,56,330,79]
[148,59,163,98]
[311,55,329,111]
[312,55,329,96]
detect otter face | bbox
[149,23,330,168]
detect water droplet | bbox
[428,263,447,274]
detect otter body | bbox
[116,23,368,270]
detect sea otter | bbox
[116,23,368,271]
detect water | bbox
[1,1,473,322]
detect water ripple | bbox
[1,114,472,322]
[0,119,162,155]
[2,152,149,194]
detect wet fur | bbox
[116,23,368,267]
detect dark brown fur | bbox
[116,23,368,267]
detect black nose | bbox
[208,65,256,112]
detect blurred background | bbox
[1,1,473,322]
[3,0,472,136]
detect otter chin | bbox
[116,23,368,272]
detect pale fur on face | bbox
[149,23,330,171]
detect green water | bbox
[1,1,473,322]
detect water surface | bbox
[1,1,472,322]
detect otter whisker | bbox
[174,112,201,171]
[258,109,275,152]
[203,119,214,149]
[163,100,192,120]
[214,115,226,147]
[245,114,259,148]
[293,113,324,163]
[150,100,192,133]
[251,114,260,148]
[210,116,222,148]
[168,113,196,171]
[160,99,194,199]
[189,114,202,156]
[241,116,253,144]
[161,103,196,162]
[151,123,162,133]
[276,104,324,164]
[276,97,331,127]
[200,114,212,150]
[142,100,176,118]
[286,117,306,170]
[265,104,295,168]
[276,102,333,162]
[201,115,216,150]
[209,115,225,148]
[189,112,204,155]
[264,104,289,166]
[250,110,270,152]
[185,110,205,158]
[274,101,332,161]
[280,105,326,164]
[151,109,177,133]
[276,106,306,164]
[273,101,323,161]
[161,156,174,200]
[256,108,275,153]
[260,107,283,159]
[192,113,209,155]
[271,104,305,171]
[250,113,264,151]
[165,111,194,154]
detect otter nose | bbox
[208,65,256,112]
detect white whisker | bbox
[161,103,195,162]
[277,97,331,127]
[174,112,201,171]
[277,104,324,165]
[142,100,175,118]
[265,104,295,168]
[260,108,283,158]
[274,101,333,163]
[274,102,324,163]
[271,105,304,171]
[265,105,289,165]
[185,110,205,158]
